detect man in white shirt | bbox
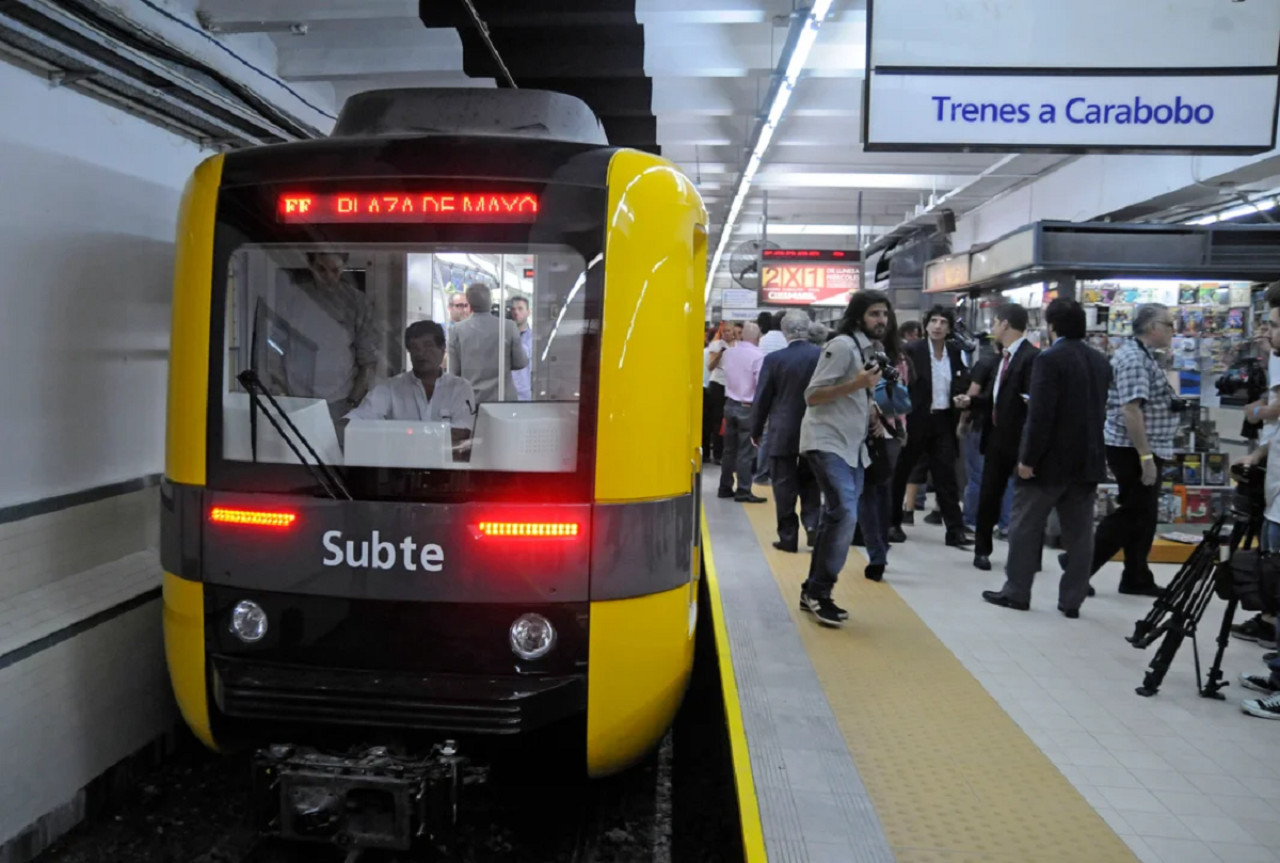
[347,320,475,447]
[510,296,534,401]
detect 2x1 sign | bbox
[762,263,861,306]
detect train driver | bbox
[345,320,476,449]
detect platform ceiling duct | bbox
[417,0,660,155]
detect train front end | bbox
[159,90,707,848]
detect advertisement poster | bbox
[761,262,861,306]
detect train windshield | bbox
[219,243,592,483]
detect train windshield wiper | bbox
[237,369,353,501]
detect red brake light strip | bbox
[210,507,297,528]
[477,522,579,538]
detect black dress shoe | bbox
[888,526,907,544]
[946,532,974,548]
[982,590,1029,611]
[1118,583,1164,598]
[734,493,767,504]
[901,510,916,526]
[924,511,943,526]
[773,540,798,553]
[864,564,884,582]
[973,554,991,571]
[1058,605,1080,619]
[717,489,735,499]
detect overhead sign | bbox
[924,253,970,294]
[721,288,758,309]
[863,0,1280,154]
[761,248,858,263]
[761,261,861,306]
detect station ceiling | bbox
[184,0,1075,294]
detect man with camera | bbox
[798,291,890,627]
[1073,304,1178,597]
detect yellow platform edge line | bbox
[700,507,769,863]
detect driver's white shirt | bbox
[345,371,474,429]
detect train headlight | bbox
[230,600,268,643]
[509,613,556,660]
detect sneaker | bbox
[812,598,847,628]
[1265,652,1278,663]
[1239,673,1280,695]
[800,590,848,620]
[800,589,816,614]
[1241,692,1280,720]
[995,528,1009,542]
[1232,615,1277,644]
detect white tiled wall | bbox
[0,600,173,851]
[0,488,159,604]
[0,486,173,854]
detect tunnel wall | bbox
[0,59,208,858]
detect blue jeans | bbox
[1261,520,1280,683]
[962,429,983,529]
[859,473,893,567]
[962,429,1013,532]
[803,450,865,600]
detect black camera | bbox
[1169,397,1189,413]
[946,318,980,355]
[865,350,901,383]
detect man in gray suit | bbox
[982,298,1112,618]
[446,283,529,403]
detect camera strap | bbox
[1134,338,1176,401]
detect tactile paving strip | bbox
[705,489,896,863]
[736,492,1139,863]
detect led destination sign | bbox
[277,192,540,224]
[761,248,856,262]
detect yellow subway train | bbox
[159,88,707,848]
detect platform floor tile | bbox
[734,492,1144,863]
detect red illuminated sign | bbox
[277,192,540,224]
[761,248,856,262]
[761,262,862,306]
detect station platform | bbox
[702,477,1280,863]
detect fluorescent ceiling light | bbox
[705,0,835,299]
[756,172,974,190]
[735,223,885,236]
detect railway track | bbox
[185,734,673,863]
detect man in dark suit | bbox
[752,310,822,551]
[954,303,1040,571]
[982,298,1112,617]
[891,305,972,547]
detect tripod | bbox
[1126,510,1259,698]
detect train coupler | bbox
[252,740,480,850]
